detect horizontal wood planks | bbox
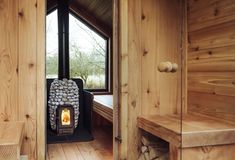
[188,0,235,32]
[187,0,235,123]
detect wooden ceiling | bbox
[47,0,113,36]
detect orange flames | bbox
[61,109,70,125]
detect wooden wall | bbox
[119,0,183,159]
[0,0,45,159]
[187,0,235,122]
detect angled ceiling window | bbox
[46,9,58,79]
[46,8,110,92]
[69,13,108,91]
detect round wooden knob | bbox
[158,62,178,73]
[158,61,172,72]
[171,63,178,73]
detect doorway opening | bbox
[46,0,118,159]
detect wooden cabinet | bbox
[119,0,235,159]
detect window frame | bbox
[46,7,112,94]
[69,10,111,93]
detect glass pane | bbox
[46,10,58,79]
[69,14,107,90]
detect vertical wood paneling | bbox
[141,0,159,115]
[19,0,37,159]
[36,0,46,159]
[119,0,183,159]
[141,0,182,115]
[158,0,182,115]
[0,0,45,159]
[119,0,128,159]
[127,0,142,159]
[0,0,19,122]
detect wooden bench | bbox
[137,114,235,159]
[0,121,24,160]
[93,95,113,123]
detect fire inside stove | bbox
[57,105,75,135]
[61,108,71,125]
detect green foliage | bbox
[46,53,58,78]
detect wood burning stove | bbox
[57,105,74,135]
[47,78,93,143]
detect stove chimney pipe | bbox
[58,0,70,79]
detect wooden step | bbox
[0,121,24,160]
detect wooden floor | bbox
[47,127,113,160]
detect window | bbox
[69,13,108,91]
[46,9,110,92]
[46,10,58,79]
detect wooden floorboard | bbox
[47,127,113,160]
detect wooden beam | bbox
[112,0,120,159]
[36,0,46,159]
[19,0,37,158]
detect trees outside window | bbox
[69,14,108,90]
[46,10,109,91]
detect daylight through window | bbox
[46,10,109,91]
[46,10,58,79]
[69,14,108,90]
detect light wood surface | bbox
[188,0,235,32]
[93,95,113,122]
[182,144,235,160]
[119,0,183,159]
[0,122,24,160]
[112,0,119,159]
[187,0,235,124]
[140,0,182,116]
[119,0,129,159]
[138,114,235,148]
[183,0,235,159]
[0,0,45,159]
[0,0,19,122]
[47,127,113,160]
[0,0,46,159]
[36,0,46,159]
[19,0,37,159]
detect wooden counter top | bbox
[137,114,235,148]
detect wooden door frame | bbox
[112,0,120,159]
[37,0,121,159]
[36,0,46,159]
